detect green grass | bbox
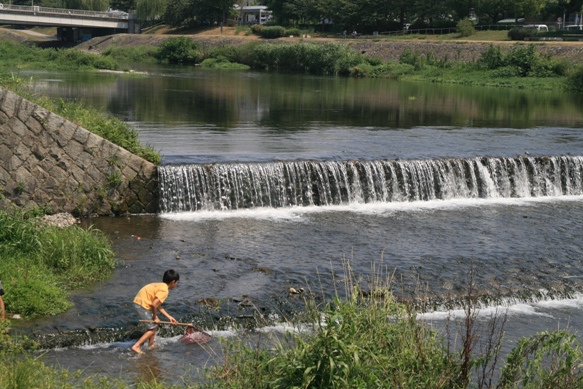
[0,40,119,71]
[0,74,161,164]
[0,209,116,318]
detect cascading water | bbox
[159,155,583,213]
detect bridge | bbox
[0,4,139,41]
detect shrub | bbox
[505,44,538,76]
[251,24,263,34]
[508,27,536,41]
[569,66,583,91]
[399,49,425,70]
[285,28,301,37]
[102,45,158,63]
[457,18,476,37]
[478,44,505,70]
[209,290,460,388]
[156,37,202,64]
[200,57,250,70]
[259,26,286,39]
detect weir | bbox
[159,155,583,213]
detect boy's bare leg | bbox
[148,332,157,349]
[131,328,156,354]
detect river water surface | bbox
[20,66,583,383]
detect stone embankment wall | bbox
[0,87,158,216]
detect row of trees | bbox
[265,0,583,32]
[8,0,583,31]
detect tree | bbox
[136,0,166,24]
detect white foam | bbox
[418,293,583,321]
[160,195,583,222]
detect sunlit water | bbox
[21,66,583,383]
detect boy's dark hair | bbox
[163,269,179,284]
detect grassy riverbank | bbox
[0,209,115,318]
[0,66,160,164]
[97,37,583,92]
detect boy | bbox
[131,269,179,354]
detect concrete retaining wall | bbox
[0,86,158,216]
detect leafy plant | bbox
[457,18,476,38]
[156,37,202,64]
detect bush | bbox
[259,26,286,39]
[285,28,302,37]
[569,66,583,91]
[478,44,505,70]
[505,44,538,76]
[247,42,363,75]
[251,24,263,34]
[156,37,202,64]
[508,27,536,41]
[200,57,250,70]
[399,49,425,70]
[457,18,476,37]
[209,290,460,388]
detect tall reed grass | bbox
[0,209,115,318]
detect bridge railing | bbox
[0,3,129,19]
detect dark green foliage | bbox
[399,49,426,70]
[569,66,583,91]
[508,27,536,41]
[477,44,566,78]
[457,18,476,37]
[478,44,505,70]
[259,26,286,39]
[248,42,364,75]
[0,41,119,71]
[156,37,203,64]
[284,28,301,37]
[499,331,583,388]
[200,57,250,70]
[101,45,159,63]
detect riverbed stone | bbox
[0,86,159,216]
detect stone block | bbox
[76,151,93,170]
[85,134,104,155]
[9,117,27,138]
[64,139,84,161]
[122,165,138,181]
[72,126,90,144]
[0,88,20,117]
[16,98,35,124]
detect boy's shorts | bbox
[134,303,157,330]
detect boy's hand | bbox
[167,316,178,325]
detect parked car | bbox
[565,25,583,31]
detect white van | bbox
[523,24,549,32]
[565,25,583,31]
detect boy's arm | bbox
[151,298,177,324]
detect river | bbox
[18,65,583,384]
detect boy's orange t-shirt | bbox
[133,282,169,310]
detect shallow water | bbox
[21,66,583,383]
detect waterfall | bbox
[158,156,583,213]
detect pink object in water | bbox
[181,326,212,344]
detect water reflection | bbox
[28,67,583,130]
